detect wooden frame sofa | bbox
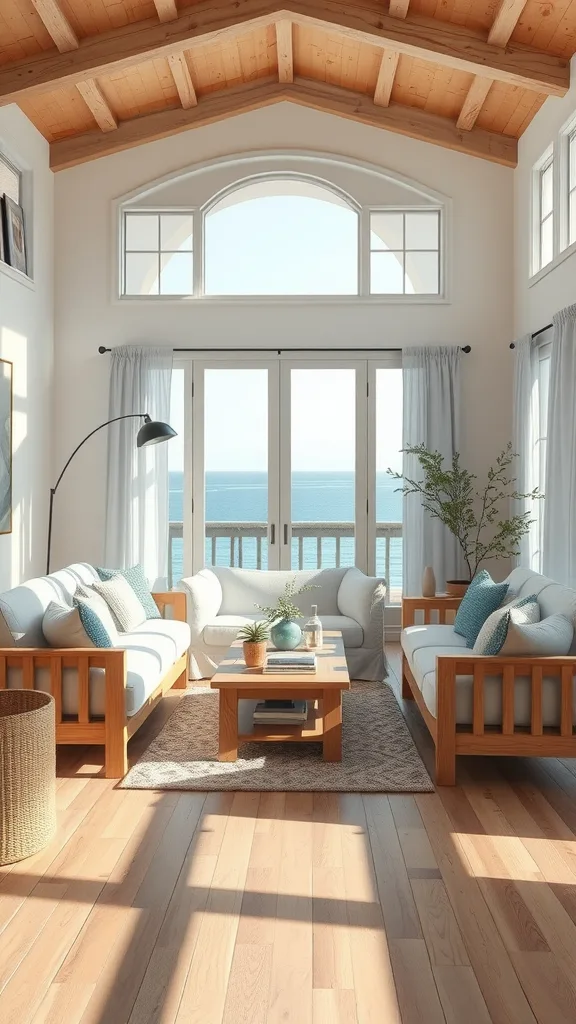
[401,575,576,786]
[0,589,188,779]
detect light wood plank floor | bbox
[2,646,576,1022]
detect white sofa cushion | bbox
[472,596,540,655]
[43,597,119,649]
[204,614,258,647]
[91,575,148,632]
[503,568,576,652]
[402,624,468,662]
[210,566,348,617]
[0,563,99,647]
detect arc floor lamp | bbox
[47,413,176,574]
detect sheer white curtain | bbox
[513,334,542,571]
[402,346,463,596]
[543,304,576,586]
[104,346,173,587]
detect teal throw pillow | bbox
[473,595,540,656]
[74,595,116,647]
[96,564,160,619]
[453,570,509,648]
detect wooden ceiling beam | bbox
[49,75,517,171]
[0,0,569,106]
[153,0,179,21]
[168,51,197,107]
[458,0,528,131]
[276,20,293,83]
[388,0,410,17]
[76,79,118,131]
[31,0,78,52]
[373,50,399,107]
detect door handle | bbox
[283,524,289,545]
[270,524,276,545]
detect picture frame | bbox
[0,358,12,535]
[2,195,27,275]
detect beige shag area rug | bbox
[121,681,433,792]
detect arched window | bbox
[203,178,359,295]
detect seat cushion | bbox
[319,615,363,647]
[210,567,347,616]
[203,614,259,647]
[401,625,468,663]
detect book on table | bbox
[263,652,316,674]
[253,699,308,724]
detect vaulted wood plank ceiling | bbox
[0,0,573,169]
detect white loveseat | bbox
[401,567,576,785]
[180,566,387,681]
[0,563,190,776]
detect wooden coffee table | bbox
[211,631,350,762]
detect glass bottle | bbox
[303,605,323,649]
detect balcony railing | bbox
[168,521,402,602]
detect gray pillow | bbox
[498,613,574,657]
[473,596,540,655]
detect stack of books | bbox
[253,699,308,724]
[263,652,317,674]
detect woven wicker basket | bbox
[0,690,56,864]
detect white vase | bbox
[422,566,436,597]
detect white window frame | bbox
[0,151,21,206]
[120,208,195,298]
[0,145,34,286]
[118,173,446,304]
[532,147,555,277]
[559,115,576,255]
[368,207,442,297]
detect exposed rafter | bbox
[373,50,399,107]
[458,0,529,131]
[76,79,118,131]
[49,75,517,171]
[276,20,293,83]
[168,51,197,107]
[388,0,410,17]
[153,0,179,21]
[0,1,569,106]
[31,0,78,52]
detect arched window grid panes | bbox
[120,175,444,301]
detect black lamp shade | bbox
[136,418,177,447]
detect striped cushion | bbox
[96,564,160,619]
[453,570,509,648]
[473,595,540,655]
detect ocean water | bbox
[169,471,403,587]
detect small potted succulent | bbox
[257,577,317,650]
[237,621,270,668]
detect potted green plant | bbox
[389,443,541,596]
[237,621,270,669]
[257,577,318,650]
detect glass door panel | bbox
[374,367,403,603]
[200,366,279,570]
[284,367,360,571]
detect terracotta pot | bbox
[243,640,267,669]
[445,579,471,598]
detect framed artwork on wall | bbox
[0,358,12,535]
[1,195,27,275]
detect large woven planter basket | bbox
[0,690,56,864]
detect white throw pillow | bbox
[42,599,118,648]
[91,574,147,632]
[473,596,540,655]
[499,613,574,657]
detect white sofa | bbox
[0,563,190,776]
[180,566,387,680]
[401,567,576,784]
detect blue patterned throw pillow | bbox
[96,564,160,619]
[473,595,540,655]
[453,570,509,648]
[73,594,117,647]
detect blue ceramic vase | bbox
[270,619,302,650]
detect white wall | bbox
[515,55,576,336]
[0,106,53,590]
[52,103,514,569]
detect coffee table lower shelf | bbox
[238,699,324,744]
[216,689,344,762]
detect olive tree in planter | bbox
[389,442,541,594]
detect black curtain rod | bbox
[509,323,553,349]
[97,345,472,355]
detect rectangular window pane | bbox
[405,251,439,294]
[541,163,553,219]
[570,135,576,191]
[375,368,403,604]
[0,156,19,204]
[540,213,553,267]
[371,251,404,293]
[160,251,193,295]
[370,212,404,250]
[570,189,576,246]
[161,213,193,252]
[125,251,159,294]
[125,213,159,251]
[405,211,439,250]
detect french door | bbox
[174,354,402,599]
